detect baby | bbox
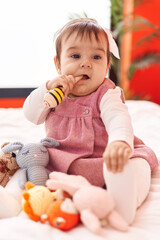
[0,18,158,224]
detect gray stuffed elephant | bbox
[1,138,59,189]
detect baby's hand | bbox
[103,141,132,173]
[46,75,81,96]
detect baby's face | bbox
[57,31,109,96]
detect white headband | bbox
[105,29,120,59]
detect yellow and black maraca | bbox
[44,87,64,108]
[43,76,82,108]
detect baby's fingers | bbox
[103,148,118,173]
[117,148,131,172]
[110,149,118,173]
[117,148,124,172]
[58,75,71,95]
[103,150,111,171]
[61,75,77,96]
[64,75,75,95]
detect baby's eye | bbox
[93,55,101,60]
[71,54,80,59]
[22,150,29,155]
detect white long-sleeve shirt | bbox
[23,83,134,151]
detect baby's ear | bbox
[40,138,59,148]
[54,56,61,74]
[1,142,23,153]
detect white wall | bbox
[0,0,111,88]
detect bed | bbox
[0,100,160,240]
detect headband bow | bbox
[105,29,120,59]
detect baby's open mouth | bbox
[81,74,89,80]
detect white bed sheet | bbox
[0,100,160,240]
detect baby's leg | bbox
[68,157,104,187]
[0,169,23,218]
[103,158,151,224]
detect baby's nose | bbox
[34,154,38,158]
[80,59,92,68]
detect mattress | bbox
[0,100,160,240]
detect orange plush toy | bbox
[42,198,80,231]
[22,182,80,231]
[22,182,55,221]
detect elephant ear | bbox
[40,137,59,148]
[1,142,24,153]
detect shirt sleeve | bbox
[100,86,134,151]
[23,82,51,125]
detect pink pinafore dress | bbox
[45,79,159,186]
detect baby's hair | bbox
[54,18,110,64]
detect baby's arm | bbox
[100,87,133,173]
[23,75,80,124]
[23,83,51,124]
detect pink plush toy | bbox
[46,172,128,235]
